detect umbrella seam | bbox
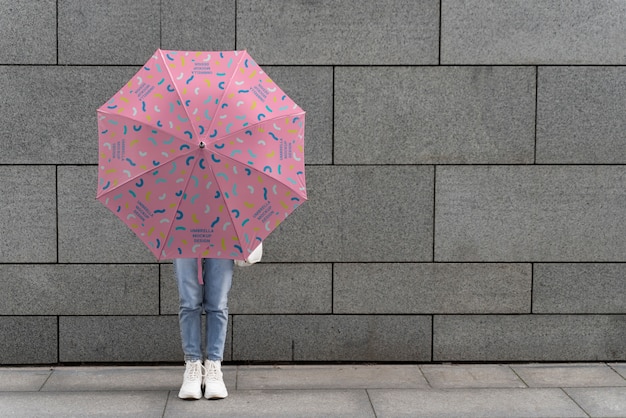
[204,51,247,145]
[94,110,197,199]
[157,49,202,144]
[215,125,308,200]
[207,110,306,152]
[158,148,203,261]
[213,152,307,254]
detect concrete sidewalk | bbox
[0,363,625,417]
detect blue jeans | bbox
[173,258,234,362]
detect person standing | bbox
[174,257,232,400]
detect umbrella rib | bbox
[211,111,306,150]
[95,111,195,199]
[158,150,201,260]
[158,49,199,144]
[203,52,247,144]
[215,112,308,198]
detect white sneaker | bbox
[204,360,228,399]
[178,360,204,400]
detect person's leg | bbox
[202,258,233,399]
[174,258,204,361]
[203,258,233,361]
[174,258,204,400]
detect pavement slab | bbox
[237,364,428,390]
[420,364,526,388]
[163,389,375,418]
[368,388,588,418]
[0,368,52,392]
[512,363,626,388]
[608,363,626,380]
[0,363,623,417]
[0,391,168,418]
[40,366,235,392]
[565,387,626,418]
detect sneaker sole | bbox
[178,391,202,400]
[205,391,228,400]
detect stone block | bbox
[264,66,333,164]
[334,263,531,314]
[537,67,626,163]
[368,388,587,417]
[59,316,182,362]
[533,264,626,314]
[335,66,535,164]
[161,0,235,51]
[434,315,626,361]
[160,263,178,315]
[264,166,434,262]
[0,1,56,64]
[0,166,56,263]
[58,0,160,65]
[161,263,332,314]
[0,264,159,315]
[59,315,232,363]
[441,0,626,64]
[435,166,626,261]
[565,387,626,418]
[236,0,439,65]
[230,264,332,314]
[237,365,428,390]
[58,166,155,263]
[0,66,139,164]
[511,363,626,388]
[419,364,526,389]
[232,315,431,362]
[0,317,57,364]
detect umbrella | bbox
[96,49,306,269]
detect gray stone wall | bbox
[1,0,625,364]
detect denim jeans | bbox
[173,258,234,362]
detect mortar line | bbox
[438,0,442,65]
[332,66,336,165]
[4,261,626,266]
[560,387,592,418]
[431,315,435,361]
[158,263,162,315]
[161,390,170,418]
[56,0,59,65]
[331,262,335,314]
[57,316,61,364]
[159,0,162,48]
[534,66,539,164]
[230,315,235,361]
[1,63,624,68]
[433,165,437,262]
[55,165,59,264]
[530,263,534,314]
[365,389,379,418]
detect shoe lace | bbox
[184,361,205,381]
[205,361,219,382]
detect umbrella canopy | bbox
[96,49,306,262]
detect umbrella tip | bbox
[199,141,206,149]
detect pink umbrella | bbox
[96,49,306,272]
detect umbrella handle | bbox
[197,257,204,285]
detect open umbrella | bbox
[96,49,306,267]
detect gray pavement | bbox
[0,363,625,417]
